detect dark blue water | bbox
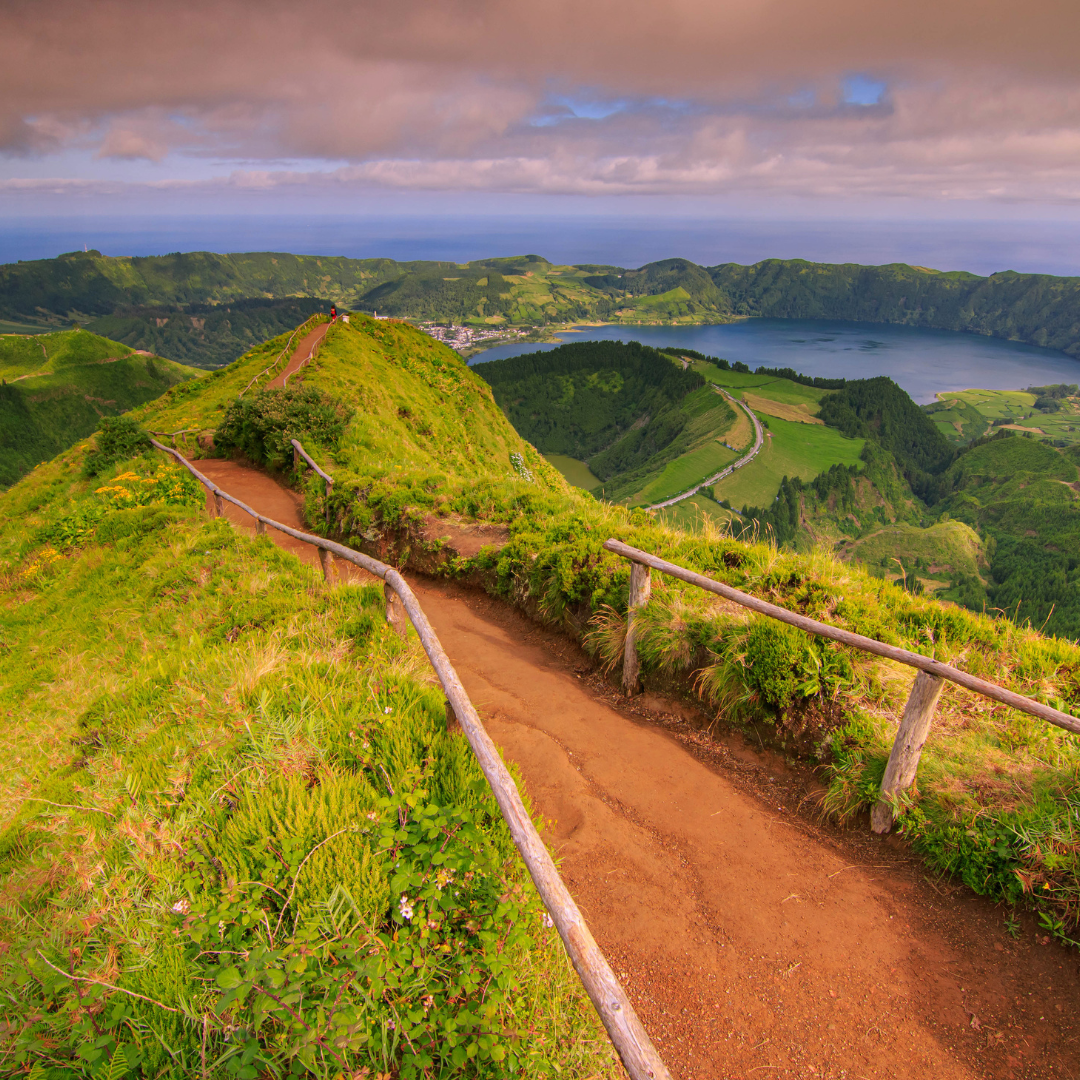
[469,320,1080,404]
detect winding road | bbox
[193,457,1078,1080]
[646,388,765,510]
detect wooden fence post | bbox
[871,670,945,834]
[622,560,652,696]
[256,518,266,536]
[445,698,461,734]
[318,547,335,585]
[213,493,224,518]
[204,485,217,518]
[384,583,408,638]
[325,479,332,528]
[293,444,300,472]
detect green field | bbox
[712,414,865,509]
[545,453,601,490]
[656,494,740,533]
[929,387,1080,447]
[630,439,737,505]
[690,362,828,408]
[1,330,200,488]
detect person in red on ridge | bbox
[330,304,337,322]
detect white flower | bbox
[542,913,554,928]
[366,811,379,821]
[399,896,415,921]
[171,899,190,915]
[384,706,392,715]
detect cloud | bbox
[3,0,1080,202]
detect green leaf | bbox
[215,966,242,990]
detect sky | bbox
[3,0,1080,271]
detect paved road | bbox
[646,388,765,510]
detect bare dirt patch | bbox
[420,513,509,558]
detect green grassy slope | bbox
[932,434,1080,638]
[0,330,199,488]
[713,415,865,508]
[85,296,331,369]
[473,341,739,504]
[927,385,1080,448]
[0,322,610,1078]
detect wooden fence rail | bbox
[281,332,323,389]
[237,314,324,398]
[151,439,670,1080]
[603,538,1080,834]
[291,438,333,527]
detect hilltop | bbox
[4,313,1080,1073]
[0,328,199,487]
[11,249,1080,368]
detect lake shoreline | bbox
[467,318,1080,403]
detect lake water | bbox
[469,319,1080,404]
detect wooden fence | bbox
[605,538,1080,834]
[151,439,671,1080]
[237,314,325,398]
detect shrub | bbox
[214,387,354,470]
[82,415,152,476]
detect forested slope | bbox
[474,340,737,501]
[709,259,1080,357]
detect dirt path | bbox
[194,459,372,584]
[267,321,329,390]
[194,460,1079,1080]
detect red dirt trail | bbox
[197,461,1080,1080]
[266,321,329,389]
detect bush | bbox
[214,386,354,470]
[82,415,151,476]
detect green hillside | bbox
[473,340,738,503]
[12,250,1080,370]
[85,296,331,369]
[8,314,1080,1073]
[709,259,1080,358]
[926,383,1080,446]
[0,329,199,488]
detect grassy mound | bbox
[0,337,614,1076]
[0,330,200,489]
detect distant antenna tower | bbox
[83,243,87,252]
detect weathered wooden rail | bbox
[151,439,670,1080]
[237,314,324,398]
[291,438,333,527]
[605,538,1080,834]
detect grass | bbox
[691,362,828,408]
[544,454,601,491]
[630,440,737,505]
[1,340,200,488]
[9,308,1080,1072]
[656,495,740,534]
[0,444,619,1078]
[712,414,865,509]
[931,387,1080,447]
[742,391,823,425]
[837,520,987,594]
